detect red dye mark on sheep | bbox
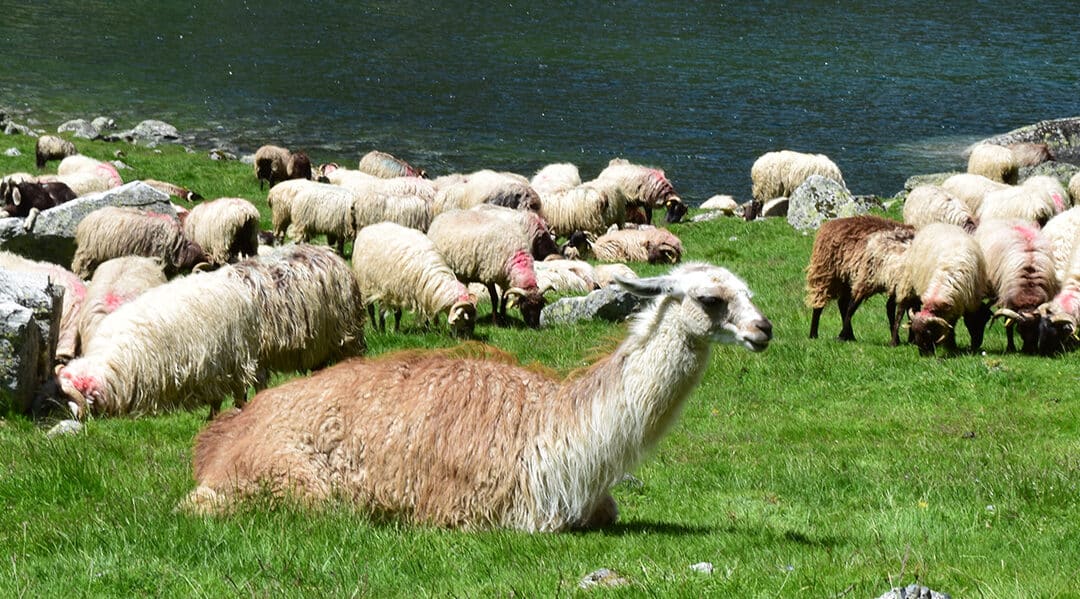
[507,250,537,289]
[1013,223,1039,246]
[1061,290,1078,314]
[60,370,99,395]
[103,291,129,312]
[1052,193,1065,212]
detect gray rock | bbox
[1019,160,1080,188]
[904,172,957,192]
[0,270,63,414]
[978,116,1080,166]
[132,119,179,142]
[45,419,83,438]
[786,175,872,232]
[210,148,238,161]
[875,583,951,599]
[4,122,35,136]
[691,211,725,223]
[239,153,256,165]
[540,285,647,327]
[0,181,175,266]
[57,119,99,140]
[761,197,789,217]
[91,116,116,131]
[4,148,20,157]
[578,568,629,589]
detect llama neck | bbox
[523,297,711,530]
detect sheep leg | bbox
[885,294,898,342]
[487,283,504,325]
[393,309,402,332]
[809,307,823,339]
[964,303,992,353]
[1004,323,1017,353]
[837,290,861,342]
[891,297,914,346]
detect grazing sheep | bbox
[978,175,1069,226]
[0,251,87,363]
[597,159,687,224]
[902,184,977,233]
[750,150,846,203]
[266,179,356,253]
[1041,206,1080,282]
[432,170,541,215]
[142,179,203,202]
[182,198,262,265]
[35,135,77,169]
[351,222,477,336]
[805,215,915,342]
[940,173,1009,215]
[254,144,311,189]
[327,168,437,200]
[351,188,433,233]
[227,244,366,380]
[181,263,773,530]
[71,207,209,279]
[77,256,167,356]
[358,150,425,178]
[530,163,581,196]
[56,154,123,188]
[539,181,625,237]
[973,220,1058,353]
[534,259,597,294]
[56,268,261,418]
[1006,142,1054,168]
[472,204,559,260]
[967,143,1019,184]
[588,227,684,264]
[1035,243,1080,354]
[894,223,991,356]
[427,208,548,327]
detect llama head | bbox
[615,262,772,351]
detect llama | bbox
[182,262,773,531]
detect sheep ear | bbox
[12,188,21,206]
[614,274,677,298]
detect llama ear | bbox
[614,274,677,298]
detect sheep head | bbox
[447,300,477,338]
[993,307,1042,354]
[909,310,952,356]
[1035,304,1078,355]
[663,196,688,223]
[646,242,682,265]
[504,286,549,329]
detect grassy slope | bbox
[1,135,1078,597]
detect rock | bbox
[978,117,1080,166]
[875,583,951,599]
[4,122,36,136]
[904,172,957,192]
[239,153,256,165]
[57,119,99,140]
[0,269,63,414]
[578,568,629,589]
[132,119,179,142]
[0,181,175,266]
[691,211,725,223]
[91,116,116,131]
[700,194,740,215]
[45,419,83,438]
[4,148,20,157]
[689,562,714,574]
[762,197,789,217]
[786,175,872,232]
[540,285,648,327]
[210,148,238,161]
[1019,160,1080,188]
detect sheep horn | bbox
[1050,312,1076,325]
[993,308,1024,322]
[192,261,213,273]
[503,287,527,309]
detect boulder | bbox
[4,148,20,157]
[978,117,1080,166]
[540,285,648,327]
[91,116,116,131]
[0,181,175,266]
[904,172,957,192]
[786,175,874,232]
[1019,160,1080,189]
[0,269,63,414]
[57,119,99,140]
[699,194,739,214]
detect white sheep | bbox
[1034,242,1080,354]
[592,263,638,287]
[357,150,425,178]
[530,163,581,196]
[596,159,686,224]
[534,259,597,294]
[538,181,625,237]
[967,143,1019,184]
[326,168,437,201]
[182,197,262,265]
[351,188,433,232]
[750,150,846,202]
[351,222,477,336]
[0,251,87,363]
[1069,172,1080,207]
[56,154,123,188]
[432,170,541,216]
[973,219,1058,353]
[902,184,977,233]
[35,135,77,169]
[588,227,684,264]
[71,207,209,279]
[978,175,1069,226]
[266,179,356,253]
[940,173,1009,215]
[77,256,167,356]
[895,223,990,355]
[471,203,560,259]
[1041,206,1080,283]
[180,263,773,530]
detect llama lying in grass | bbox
[182,262,773,531]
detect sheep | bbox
[142,179,204,202]
[805,215,915,343]
[351,222,477,337]
[894,223,991,356]
[326,168,437,200]
[471,204,559,260]
[182,197,262,265]
[56,154,123,188]
[902,184,977,233]
[940,173,1009,215]
[1034,243,1080,354]
[530,163,581,196]
[71,207,209,279]
[538,181,625,237]
[226,244,367,380]
[596,159,687,224]
[254,144,311,189]
[35,135,77,169]
[533,259,597,294]
[0,180,77,227]
[357,150,425,178]
[427,208,548,327]
[76,256,167,356]
[265,179,356,253]
[351,189,433,232]
[1069,172,1080,207]
[972,220,1058,353]
[592,263,638,287]
[432,170,541,216]
[180,263,773,530]
[588,227,684,264]
[967,143,1019,184]
[977,175,1069,226]
[56,268,262,418]
[750,150,846,203]
[1041,206,1080,282]
[0,251,87,364]
[1006,142,1054,168]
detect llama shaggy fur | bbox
[805,215,915,343]
[597,159,686,224]
[71,207,208,279]
[895,223,990,355]
[266,179,357,253]
[351,222,477,336]
[0,251,87,363]
[530,163,581,196]
[967,143,1019,184]
[978,175,1069,226]
[589,227,684,264]
[357,150,425,178]
[902,184,977,233]
[940,173,1009,215]
[56,268,261,418]
[35,135,77,169]
[432,170,541,216]
[1041,206,1080,283]
[180,263,773,531]
[750,150,846,202]
[973,219,1058,353]
[77,256,167,357]
[182,197,262,265]
[427,208,547,327]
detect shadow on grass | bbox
[586,520,717,536]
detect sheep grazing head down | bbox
[447,300,477,338]
[664,195,688,223]
[993,307,1044,355]
[1035,305,1078,355]
[504,286,548,328]
[908,309,953,356]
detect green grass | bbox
[2,134,1079,597]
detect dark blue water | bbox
[3,1,1078,202]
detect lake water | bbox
[3,1,1078,203]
